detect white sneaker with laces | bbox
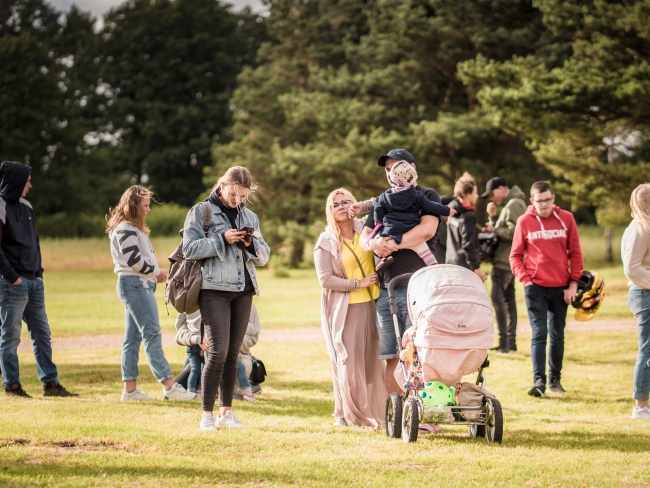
[200,413,217,431]
[216,410,246,428]
[631,404,650,419]
[121,388,155,401]
[162,383,196,401]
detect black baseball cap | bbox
[377,149,416,167]
[481,177,507,198]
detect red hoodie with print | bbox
[509,205,584,288]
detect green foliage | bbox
[146,203,189,237]
[459,0,650,226]
[36,213,106,238]
[213,0,558,266]
[1,0,267,236]
[92,0,268,207]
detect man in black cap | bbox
[359,149,443,395]
[482,176,527,353]
[0,161,77,398]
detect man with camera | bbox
[482,177,526,353]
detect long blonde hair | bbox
[106,185,154,235]
[211,166,258,206]
[631,184,650,232]
[325,188,357,251]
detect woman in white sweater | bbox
[622,184,650,420]
[107,186,195,402]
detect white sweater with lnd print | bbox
[109,222,161,282]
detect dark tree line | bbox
[0,0,267,234]
[3,0,644,253]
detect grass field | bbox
[1,229,649,486]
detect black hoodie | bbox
[0,161,43,282]
[445,198,481,270]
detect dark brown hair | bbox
[531,181,553,195]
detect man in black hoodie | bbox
[0,161,77,398]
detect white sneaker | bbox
[162,383,196,401]
[121,388,155,401]
[631,404,650,419]
[200,413,217,431]
[333,418,348,427]
[216,410,246,428]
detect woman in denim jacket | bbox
[183,166,270,431]
[623,184,650,420]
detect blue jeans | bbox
[117,275,172,383]
[628,285,650,401]
[0,277,58,387]
[523,283,568,384]
[187,346,204,392]
[237,356,250,389]
[376,287,412,360]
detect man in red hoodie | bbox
[509,181,584,398]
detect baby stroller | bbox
[384,265,504,443]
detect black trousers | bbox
[491,267,518,349]
[523,284,568,383]
[199,289,253,412]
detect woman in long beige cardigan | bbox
[314,188,387,428]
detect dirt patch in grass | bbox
[0,437,135,453]
[18,327,326,352]
[17,319,635,353]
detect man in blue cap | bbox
[358,149,443,395]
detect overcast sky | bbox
[49,0,265,18]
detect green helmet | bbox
[420,381,454,406]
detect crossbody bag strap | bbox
[202,201,211,237]
[342,239,375,303]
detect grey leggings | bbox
[199,289,253,412]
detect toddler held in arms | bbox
[368,161,455,271]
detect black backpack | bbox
[478,232,499,263]
[249,356,267,384]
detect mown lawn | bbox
[0,231,648,486]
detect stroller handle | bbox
[387,273,414,315]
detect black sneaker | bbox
[497,347,510,354]
[508,344,517,352]
[43,382,79,397]
[527,378,545,398]
[548,379,566,393]
[4,382,32,398]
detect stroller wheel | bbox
[484,398,503,443]
[386,393,402,439]
[401,397,419,443]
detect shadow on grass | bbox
[413,427,650,453]
[0,460,305,486]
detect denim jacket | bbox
[182,201,270,294]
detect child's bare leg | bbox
[407,242,438,266]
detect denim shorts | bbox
[375,287,412,360]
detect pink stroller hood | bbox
[408,265,494,386]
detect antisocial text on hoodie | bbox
[509,204,584,288]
